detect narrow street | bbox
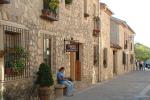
[58,70,150,100]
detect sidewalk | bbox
[57,71,150,100]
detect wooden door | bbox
[75,60,81,81]
[70,52,76,81]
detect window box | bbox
[0,0,10,4]
[41,9,58,21]
[93,29,100,37]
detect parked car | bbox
[145,63,150,69]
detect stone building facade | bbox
[100,3,135,82]
[99,3,113,81]
[110,17,135,76]
[0,0,100,99]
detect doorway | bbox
[113,50,117,75]
[70,44,81,81]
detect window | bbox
[84,0,89,17]
[43,35,52,66]
[41,0,59,21]
[103,48,108,68]
[122,51,126,65]
[130,54,134,64]
[93,45,99,66]
[131,43,132,51]
[0,0,10,4]
[93,4,96,16]
[124,40,128,49]
[4,25,30,81]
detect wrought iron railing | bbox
[3,25,30,81]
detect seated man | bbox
[57,67,74,96]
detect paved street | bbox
[58,70,150,100]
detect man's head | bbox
[59,67,65,72]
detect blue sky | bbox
[101,0,150,47]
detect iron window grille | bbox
[3,25,30,81]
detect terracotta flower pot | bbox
[5,68,12,75]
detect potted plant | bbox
[11,46,28,75]
[36,63,54,100]
[41,0,59,21]
[5,61,13,75]
[12,59,26,74]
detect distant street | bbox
[58,70,150,100]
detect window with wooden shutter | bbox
[122,52,126,65]
[130,54,134,64]
[131,43,132,51]
[84,0,89,17]
[124,40,128,49]
[103,48,108,68]
[94,45,99,66]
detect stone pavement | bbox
[57,70,150,100]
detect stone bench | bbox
[54,84,66,98]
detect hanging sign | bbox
[66,44,78,52]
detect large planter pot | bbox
[38,87,53,100]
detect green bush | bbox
[36,63,54,87]
[65,0,73,4]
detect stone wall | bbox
[0,0,100,99]
[100,4,113,81]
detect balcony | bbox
[0,0,10,4]
[41,9,59,21]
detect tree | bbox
[134,43,150,61]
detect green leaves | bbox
[36,63,54,87]
[135,43,150,61]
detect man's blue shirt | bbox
[57,72,65,84]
